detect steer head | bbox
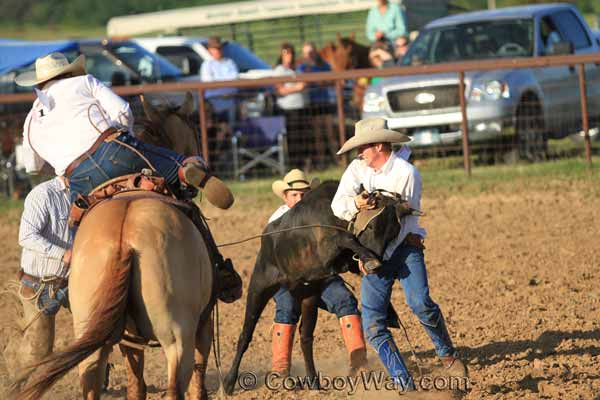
[354,190,416,257]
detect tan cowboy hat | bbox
[15,52,86,87]
[337,117,410,155]
[272,169,313,200]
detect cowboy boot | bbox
[272,323,295,375]
[421,315,468,378]
[339,315,368,375]
[376,339,416,392]
[178,157,234,209]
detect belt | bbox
[65,127,120,178]
[18,270,68,287]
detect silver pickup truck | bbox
[362,3,600,160]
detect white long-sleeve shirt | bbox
[331,149,426,260]
[268,204,291,223]
[22,74,133,175]
[19,177,73,278]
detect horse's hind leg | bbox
[163,332,196,400]
[78,344,112,400]
[119,343,146,400]
[299,295,319,381]
[188,310,213,400]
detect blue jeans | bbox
[274,276,359,324]
[20,277,69,316]
[361,243,455,357]
[68,133,186,203]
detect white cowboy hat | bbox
[337,117,410,155]
[15,52,86,87]
[272,169,314,200]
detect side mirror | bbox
[548,40,574,56]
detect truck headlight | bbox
[471,80,510,101]
[363,92,386,113]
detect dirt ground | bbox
[0,177,598,399]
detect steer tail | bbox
[9,248,134,400]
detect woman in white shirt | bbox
[17,52,232,209]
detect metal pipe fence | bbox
[1,52,599,189]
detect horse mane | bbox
[135,115,174,149]
[134,100,183,150]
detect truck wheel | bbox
[515,99,547,162]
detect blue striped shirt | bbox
[19,177,73,278]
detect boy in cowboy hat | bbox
[268,169,368,376]
[17,52,233,210]
[331,117,467,392]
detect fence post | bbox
[577,63,593,169]
[458,71,471,176]
[197,88,210,166]
[335,80,348,167]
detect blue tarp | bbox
[0,40,79,75]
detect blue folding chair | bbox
[232,116,287,179]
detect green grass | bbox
[1,157,597,218]
[226,156,600,202]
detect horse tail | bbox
[10,247,134,400]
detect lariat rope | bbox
[216,224,349,247]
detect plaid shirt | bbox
[19,177,73,278]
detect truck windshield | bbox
[402,18,534,65]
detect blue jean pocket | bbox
[108,142,148,172]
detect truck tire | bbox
[515,97,547,162]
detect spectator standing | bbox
[200,36,239,163]
[297,42,337,169]
[273,43,308,168]
[366,0,408,49]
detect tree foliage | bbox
[0,0,597,28]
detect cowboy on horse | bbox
[16,52,241,302]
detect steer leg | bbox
[223,260,280,395]
[299,294,319,383]
[337,233,381,271]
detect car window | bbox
[402,18,534,65]
[218,42,270,72]
[156,45,204,76]
[549,10,591,50]
[108,42,182,82]
[82,48,134,86]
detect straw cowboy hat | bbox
[272,169,314,200]
[15,52,86,87]
[337,117,410,155]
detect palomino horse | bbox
[319,33,371,110]
[11,93,216,400]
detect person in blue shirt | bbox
[366,0,408,49]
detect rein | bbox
[216,223,349,248]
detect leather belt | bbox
[18,270,68,288]
[65,127,120,177]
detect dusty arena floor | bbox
[0,164,599,399]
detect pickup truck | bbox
[362,3,600,160]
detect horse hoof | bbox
[222,375,236,395]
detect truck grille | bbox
[387,85,460,113]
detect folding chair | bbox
[232,116,287,179]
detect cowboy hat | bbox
[15,52,86,87]
[336,117,410,155]
[272,169,315,200]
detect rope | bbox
[212,301,226,400]
[216,223,349,248]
